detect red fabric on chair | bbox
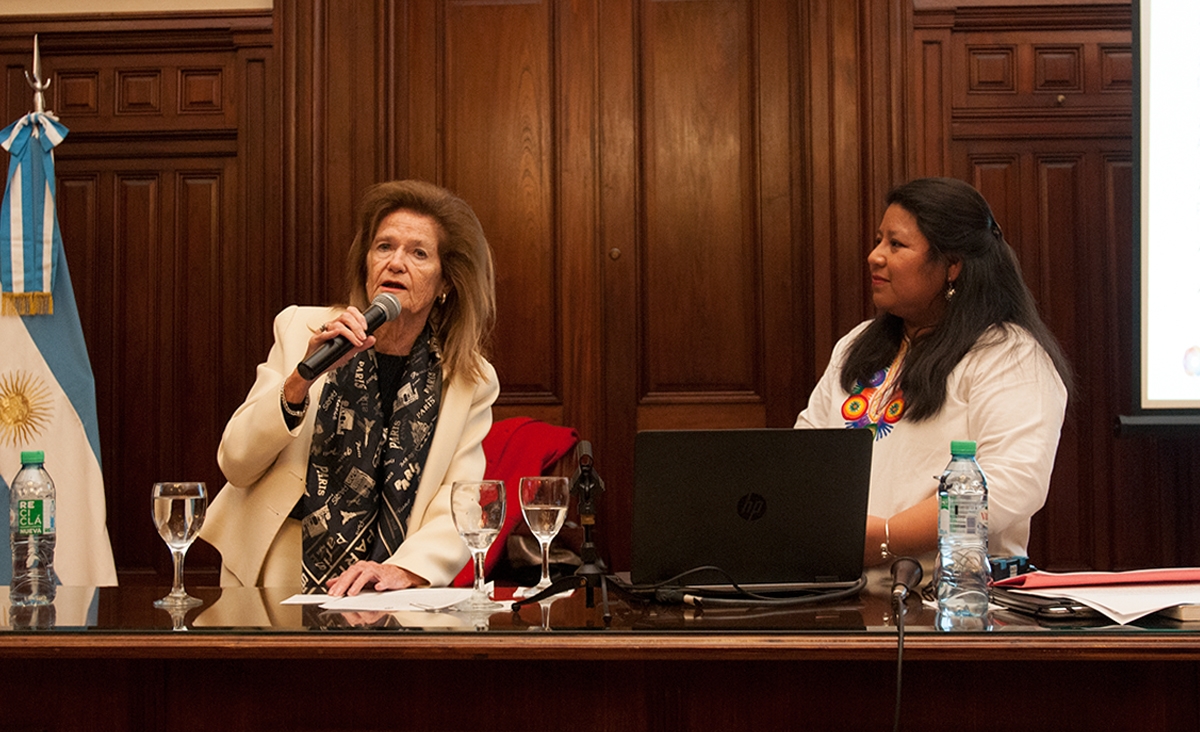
[451,417,579,587]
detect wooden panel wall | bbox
[278,0,884,571]
[0,13,276,582]
[5,1,1194,585]
[911,2,1200,571]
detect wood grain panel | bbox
[802,0,836,372]
[57,70,99,116]
[179,68,223,113]
[861,0,910,229]
[397,1,440,183]
[175,174,224,481]
[956,142,1129,571]
[803,0,875,368]
[228,54,278,418]
[825,2,871,345]
[1033,46,1082,92]
[4,63,37,119]
[596,0,640,571]
[757,0,803,426]
[9,3,1187,588]
[112,173,165,572]
[56,176,99,335]
[319,2,384,302]
[2,16,274,584]
[7,649,1200,732]
[1034,155,1087,566]
[278,2,319,304]
[915,5,1200,576]
[445,0,559,400]
[554,0,604,438]
[116,69,163,115]
[1097,155,1132,567]
[1100,44,1132,92]
[952,30,1131,110]
[1033,156,1082,367]
[968,45,1016,93]
[915,35,950,177]
[640,0,759,399]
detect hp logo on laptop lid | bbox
[737,492,767,521]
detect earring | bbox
[945,281,957,301]
[437,292,447,306]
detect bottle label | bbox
[940,497,986,536]
[17,499,55,535]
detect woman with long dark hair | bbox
[796,177,1070,576]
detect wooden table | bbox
[2,585,1198,730]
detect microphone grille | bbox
[372,292,403,321]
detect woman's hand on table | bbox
[325,561,427,597]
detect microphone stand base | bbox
[510,571,612,626]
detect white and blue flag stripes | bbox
[1,112,67,316]
[0,112,117,587]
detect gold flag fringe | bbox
[1,292,54,316]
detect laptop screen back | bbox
[631,428,872,590]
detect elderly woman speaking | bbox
[201,180,499,595]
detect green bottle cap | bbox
[949,440,976,456]
[20,450,45,464]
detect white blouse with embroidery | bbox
[795,320,1068,559]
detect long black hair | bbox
[840,177,1072,420]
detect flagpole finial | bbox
[24,34,50,115]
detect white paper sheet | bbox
[280,594,331,605]
[510,585,577,600]
[279,584,494,612]
[1011,583,1200,624]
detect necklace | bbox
[864,337,908,424]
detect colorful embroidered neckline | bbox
[842,338,907,440]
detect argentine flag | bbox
[0,112,117,588]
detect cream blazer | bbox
[199,305,498,588]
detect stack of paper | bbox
[993,568,1200,625]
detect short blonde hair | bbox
[344,180,496,383]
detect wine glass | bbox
[151,481,207,608]
[518,475,570,594]
[450,479,506,611]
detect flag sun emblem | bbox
[0,370,53,446]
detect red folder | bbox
[993,567,1200,589]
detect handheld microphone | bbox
[296,292,402,380]
[890,556,924,604]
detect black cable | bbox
[888,556,923,732]
[893,591,907,732]
[609,565,867,607]
[664,603,861,623]
[687,576,866,607]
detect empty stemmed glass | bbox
[151,481,207,608]
[518,476,570,594]
[450,479,506,611]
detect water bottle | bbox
[9,603,56,630]
[936,440,990,627]
[9,450,57,607]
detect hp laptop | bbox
[631,428,872,592]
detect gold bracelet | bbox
[280,383,309,419]
[880,518,892,560]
